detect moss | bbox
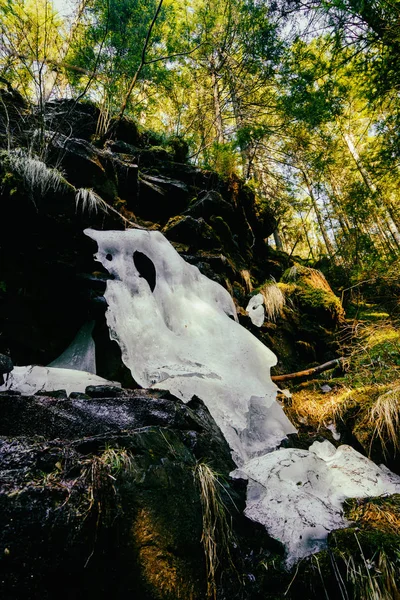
[294,283,344,322]
[167,137,189,163]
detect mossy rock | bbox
[281,264,345,328]
[167,137,189,163]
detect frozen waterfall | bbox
[2,226,400,563]
[85,228,296,464]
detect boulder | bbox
[0,390,279,599]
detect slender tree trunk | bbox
[299,210,315,260]
[301,169,335,258]
[273,229,284,251]
[228,75,253,178]
[210,59,224,144]
[342,131,400,251]
[116,0,164,125]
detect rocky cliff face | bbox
[0,97,342,378]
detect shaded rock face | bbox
[0,98,282,376]
[0,389,279,600]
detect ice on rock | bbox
[246,293,265,327]
[0,365,120,396]
[85,228,296,463]
[48,321,97,374]
[240,440,400,563]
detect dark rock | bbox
[107,116,141,146]
[35,389,68,399]
[163,215,221,250]
[49,135,118,202]
[0,390,212,439]
[69,392,91,400]
[135,173,190,222]
[44,99,100,141]
[0,354,13,374]
[0,389,282,599]
[85,385,125,398]
[186,190,236,226]
[168,137,189,162]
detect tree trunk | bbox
[273,229,284,251]
[342,131,400,252]
[210,60,224,144]
[301,169,335,258]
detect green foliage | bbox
[204,142,239,178]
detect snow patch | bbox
[246,293,265,327]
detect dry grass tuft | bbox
[368,387,400,458]
[341,534,400,600]
[345,496,400,536]
[241,269,253,293]
[8,149,66,196]
[100,445,136,475]
[283,264,332,292]
[195,463,234,600]
[282,383,353,431]
[260,281,285,322]
[75,188,109,214]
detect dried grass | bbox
[260,282,285,322]
[283,265,332,292]
[342,535,400,600]
[75,188,109,215]
[8,149,66,196]
[241,269,253,293]
[345,496,400,536]
[283,384,353,430]
[195,463,233,600]
[367,387,400,457]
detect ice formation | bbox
[85,228,296,463]
[246,293,265,327]
[236,440,400,563]
[84,228,400,562]
[0,365,120,396]
[48,321,96,374]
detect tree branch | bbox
[116,0,164,124]
[271,358,344,382]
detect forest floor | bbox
[285,302,400,472]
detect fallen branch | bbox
[271,358,344,383]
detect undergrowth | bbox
[283,303,400,462]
